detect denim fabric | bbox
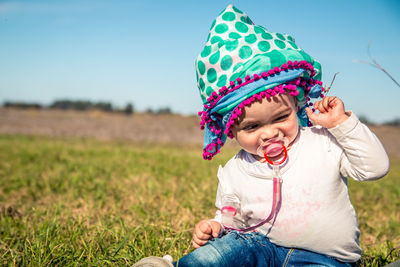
[174,231,353,267]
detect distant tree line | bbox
[3,100,134,114]
[3,101,42,109]
[2,100,174,115]
[49,100,114,111]
[384,118,400,127]
[145,107,173,115]
[358,115,400,127]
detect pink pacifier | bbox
[256,137,288,165]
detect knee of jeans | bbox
[177,243,227,267]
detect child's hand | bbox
[192,220,221,249]
[305,96,350,128]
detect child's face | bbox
[232,93,299,161]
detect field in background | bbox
[1,135,399,266]
[1,108,400,157]
[0,109,399,266]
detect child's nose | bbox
[259,126,279,142]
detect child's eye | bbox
[274,114,289,122]
[242,124,259,131]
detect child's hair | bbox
[195,5,325,160]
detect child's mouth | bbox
[256,137,289,160]
[264,142,284,157]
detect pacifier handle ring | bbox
[221,206,237,216]
[264,145,288,165]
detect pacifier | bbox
[256,137,289,165]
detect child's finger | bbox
[199,220,213,235]
[320,97,329,112]
[305,107,318,123]
[194,228,211,241]
[193,221,212,240]
[323,96,336,111]
[317,98,329,113]
[192,240,200,249]
[312,101,324,113]
[192,233,209,248]
[208,221,221,238]
[192,238,207,248]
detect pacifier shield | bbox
[264,143,284,158]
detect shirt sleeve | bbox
[328,112,390,181]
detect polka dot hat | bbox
[196,5,325,160]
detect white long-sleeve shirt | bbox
[214,113,389,262]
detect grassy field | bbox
[0,134,399,266]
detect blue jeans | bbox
[174,231,353,267]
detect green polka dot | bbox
[229,72,241,82]
[215,23,228,34]
[211,36,223,44]
[229,32,241,39]
[274,39,286,49]
[265,50,286,66]
[207,68,217,83]
[201,94,206,103]
[239,46,252,59]
[201,45,211,57]
[287,35,295,42]
[198,60,206,75]
[206,86,214,96]
[199,78,205,91]
[296,88,305,101]
[217,74,227,87]
[240,16,253,25]
[225,39,239,51]
[245,34,257,44]
[254,25,268,33]
[254,26,263,34]
[235,21,248,33]
[211,37,224,48]
[258,41,271,52]
[232,6,243,14]
[220,55,233,71]
[298,50,312,62]
[276,33,285,40]
[254,26,272,39]
[233,62,243,72]
[288,41,298,49]
[222,11,235,21]
[206,33,211,42]
[209,51,220,65]
[261,32,273,40]
[210,19,216,30]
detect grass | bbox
[0,134,399,266]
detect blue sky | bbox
[0,0,399,123]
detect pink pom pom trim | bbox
[200,60,324,160]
